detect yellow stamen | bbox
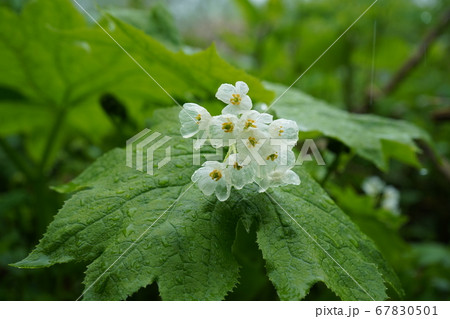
[244,119,256,129]
[209,169,222,181]
[233,162,242,170]
[222,121,234,133]
[278,126,284,136]
[195,114,201,124]
[248,136,257,147]
[230,93,242,105]
[267,153,278,161]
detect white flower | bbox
[179,103,211,149]
[208,114,240,148]
[236,126,272,166]
[239,110,273,132]
[224,153,255,190]
[216,81,252,115]
[236,111,273,157]
[254,150,300,192]
[191,161,231,201]
[381,186,401,215]
[362,176,385,197]
[254,102,268,112]
[267,119,299,154]
[269,119,299,140]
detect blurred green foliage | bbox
[0,0,449,300]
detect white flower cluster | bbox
[362,176,401,215]
[179,81,300,201]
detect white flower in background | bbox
[181,81,301,201]
[191,161,231,201]
[381,186,401,215]
[362,176,386,197]
[254,102,268,112]
[361,176,402,215]
[216,81,252,115]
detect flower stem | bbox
[223,144,237,162]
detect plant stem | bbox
[0,137,35,181]
[320,152,341,186]
[224,144,237,162]
[39,105,68,175]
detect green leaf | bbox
[0,101,52,136]
[13,107,241,300]
[0,0,87,105]
[0,0,118,165]
[0,0,273,167]
[105,3,181,47]
[251,167,403,300]
[327,185,409,269]
[0,0,273,111]
[14,107,401,300]
[268,82,431,170]
[69,13,274,106]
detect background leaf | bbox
[0,0,274,167]
[269,82,431,170]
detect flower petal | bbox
[209,114,239,148]
[235,81,249,95]
[179,110,199,138]
[239,95,252,110]
[283,170,301,186]
[179,103,210,138]
[215,179,231,201]
[215,83,235,104]
[221,104,239,115]
[197,176,216,196]
[255,177,271,193]
[193,131,208,150]
[269,119,298,140]
[257,112,273,124]
[191,166,208,182]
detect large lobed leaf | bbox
[268,83,431,170]
[0,0,273,163]
[14,107,402,300]
[0,0,273,107]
